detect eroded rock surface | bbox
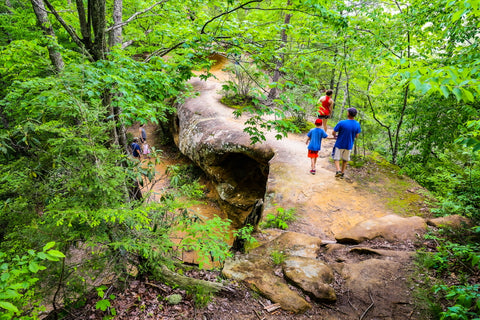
[283,256,336,302]
[335,214,427,244]
[222,253,311,313]
[173,79,274,227]
[427,214,472,228]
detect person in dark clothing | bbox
[139,124,147,143]
[131,137,142,159]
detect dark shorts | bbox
[308,150,319,158]
[317,114,331,119]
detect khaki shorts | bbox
[332,147,351,161]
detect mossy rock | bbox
[165,294,183,305]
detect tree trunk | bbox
[154,264,228,293]
[107,0,129,155]
[330,48,338,90]
[30,0,65,72]
[268,2,292,100]
[75,0,91,46]
[109,0,123,48]
[392,29,411,164]
[90,0,107,61]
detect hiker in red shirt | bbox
[317,89,334,134]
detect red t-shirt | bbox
[318,96,331,116]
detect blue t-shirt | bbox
[333,119,361,150]
[307,128,328,151]
[131,142,141,157]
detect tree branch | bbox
[243,6,334,18]
[354,27,402,59]
[42,0,95,62]
[201,0,263,34]
[144,41,185,62]
[105,0,168,33]
[366,80,394,153]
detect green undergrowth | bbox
[260,205,297,230]
[220,95,254,109]
[412,225,480,319]
[350,152,433,216]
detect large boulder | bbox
[222,254,311,313]
[251,231,323,259]
[173,79,274,227]
[339,258,413,318]
[283,256,336,302]
[335,214,427,244]
[427,214,472,229]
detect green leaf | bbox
[46,250,65,260]
[95,299,111,311]
[452,9,464,22]
[28,261,40,273]
[0,301,19,313]
[42,242,56,252]
[461,88,474,102]
[440,85,450,98]
[452,87,462,101]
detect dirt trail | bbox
[126,57,425,319]
[188,69,392,241]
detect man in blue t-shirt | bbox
[332,107,361,178]
[131,137,142,159]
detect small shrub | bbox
[0,242,65,319]
[261,206,296,230]
[187,284,214,308]
[166,164,203,188]
[270,250,286,265]
[178,216,232,269]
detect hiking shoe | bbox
[339,172,345,179]
[335,171,342,177]
[310,170,316,175]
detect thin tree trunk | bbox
[75,0,91,45]
[330,48,338,90]
[392,28,411,164]
[109,0,123,48]
[30,0,65,72]
[108,0,128,155]
[268,1,291,100]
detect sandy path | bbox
[188,74,392,241]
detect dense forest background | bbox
[0,0,479,318]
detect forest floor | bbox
[65,140,433,319]
[64,56,434,319]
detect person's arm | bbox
[332,131,337,139]
[306,137,310,145]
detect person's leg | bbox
[313,157,317,170]
[340,149,351,176]
[311,157,315,170]
[341,160,348,173]
[333,147,342,176]
[323,118,328,133]
[335,160,341,172]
